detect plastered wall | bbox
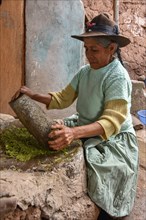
[25,0,84,119]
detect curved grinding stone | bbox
[9,94,52,149]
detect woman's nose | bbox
[86,52,94,59]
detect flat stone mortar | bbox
[0,114,100,219]
[0,141,100,220]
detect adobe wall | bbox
[82,0,146,81]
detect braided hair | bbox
[116,47,124,66]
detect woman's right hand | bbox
[20,86,34,98]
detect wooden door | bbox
[0,0,24,115]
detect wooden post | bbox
[113,0,119,25]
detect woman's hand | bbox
[20,86,34,98]
[48,123,75,151]
[20,86,52,105]
[11,86,34,101]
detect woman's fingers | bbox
[48,136,69,151]
[20,86,34,98]
[49,127,64,139]
[50,123,64,130]
[48,132,71,147]
[48,124,74,150]
[11,85,29,101]
[48,137,67,151]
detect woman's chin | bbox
[90,63,99,69]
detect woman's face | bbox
[84,38,115,69]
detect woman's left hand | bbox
[48,123,75,151]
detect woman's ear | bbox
[108,43,118,54]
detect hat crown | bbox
[86,14,119,36]
[71,13,131,47]
[91,14,115,28]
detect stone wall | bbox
[82,0,146,80]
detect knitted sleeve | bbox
[98,99,127,140]
[47,84,77,109]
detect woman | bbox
[20,14,138,219]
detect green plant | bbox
[0,127,55,162]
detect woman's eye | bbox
[92,49,98,52]
[84,48,99,52]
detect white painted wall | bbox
[25,0,85,119]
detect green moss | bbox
[0,126,56,162]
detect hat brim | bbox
[71,32,130,47]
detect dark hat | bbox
[71,13,130,47]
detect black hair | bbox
[116,47,124,66]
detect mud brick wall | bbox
[131,80,146,114]
[82,0,146,80]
